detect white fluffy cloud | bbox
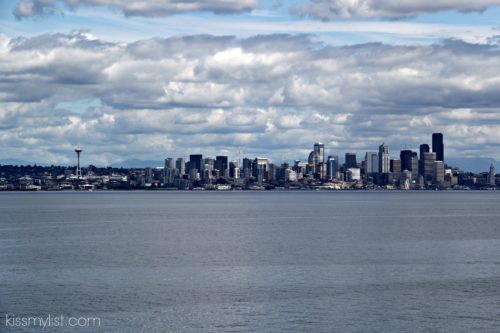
[292,0,500,20]
[1,32,500,165]
[13,0,259,19]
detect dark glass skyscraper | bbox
[432,133,444,162]
[419,144,430,176]
[400,150,413,171]
[215,156,228,176]
[189,154,203,172]
[345,153,357,168]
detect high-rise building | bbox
[345,153,357,169]
[314,142,325,164]
[326,156,337,180]
[423,152,436,184]
[164,158,175,184]
[400,150,413,172]
[434,160,444,185]
[176,158,185,176]
[379,143,390,174]
[242,157,253,180]
[215,156,228,177]
[390,159,401,181]
[419,144,430,176]
[189,154,203,173]
[432,133,444,162]
[410,154,419,181]
[488,164,496,186]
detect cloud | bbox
[1,32,500,165]
[291,0,500,20]
[13,0,260,19]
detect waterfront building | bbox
[346,168,361,181]
[432,133,444,162]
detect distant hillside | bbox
[109,159,163,169]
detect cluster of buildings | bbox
[0,133,497,191]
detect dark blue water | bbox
[1,191,500,332]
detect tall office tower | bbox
[318,162,326,180]
[215,156,228,177]
[308,150,319,175]
[379,143,390,174]
[189,154,203,173]
[434,161,445,185]
[253,157,269,182]
[488,164,496,186]
[164,158,175,184]
[203,157,215,178]
[176,158,185,176]
[243,157,253,180]
[365,152,377,174]
[400,150,413,172]
[411,154,419,181]
[164,158,174,169]
[314,142,325,164]
[326,156,337,180]
[345,153,357,169]
[432,133,444,162]
[229,160,239,178]
[390,159,402,181]
[423,152,436,184]
[419,144,430,176]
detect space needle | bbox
[75,146,83,180]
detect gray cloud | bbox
[291,0,500,20]
[13,0,260,19]
[1,32,500,165]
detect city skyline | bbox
[1,1,500,170]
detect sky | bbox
[1,0,500,169]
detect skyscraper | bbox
[365,152,378,174]
[379,143,390,174]
[423,152,436,184]
[176,158,185,176]
[345,153,357,169]
[189,154,203,173]
[326,156,337,180]
[215,156,228,177]
[488,164,496,186]
[434,160,444,185]
[419,144,430,177]
[313,142,325,164]
[400,150,413,172]
[432,133,444,162]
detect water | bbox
[1,191,500,332]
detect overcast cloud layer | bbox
[1,32,500,165]
[292,0,500,20]
[13,0,260,19]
